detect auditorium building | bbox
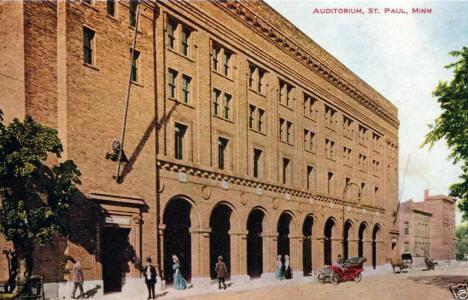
[0,0,400,297]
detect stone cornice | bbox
[157,159,385,214]
[214,1,399,128]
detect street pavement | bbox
[98,264,468,300]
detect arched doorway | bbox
[372,224,381,269]
[247,209,265,278]
[163,197,193,283]
[209,204,232,279]
[324,218,336,265]
[358,223,367,258]
[343,220,353,260]
[302,215,313,276]
[277,213,292,259]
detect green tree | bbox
[423,47,468,220]
[456,223,468,260]
[0,109,81,292]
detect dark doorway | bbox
[324,218,335,265]
[210,204,232,279]
[102,227,130,294]
[247,209,264,278]
[343,221,352,260]
[163,198,192,283]
[302,216,313,276]
[358,223,366,258]
[372,226,379,269]
[277,213,292,259]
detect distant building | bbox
[399,189,456,261]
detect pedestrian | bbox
[172,254,187,290]
[144,257,159,299]
[336,254,343,266]
[275,255,283,279]
[284,254,292,279]
[215,256,228,289]
[71,258,85,299]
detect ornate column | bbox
[156,225,166,291]
[190,227,211,287]
[229,231,249,282]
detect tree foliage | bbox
[423,47,468,220]
[0,109,81,280]
[456,223,468,260]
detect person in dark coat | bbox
[71,259,84,299]
[144,257,159,299]
[284,255,292,280]
[214,256,228,289]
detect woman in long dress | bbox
[284,254,292,279]
[275,255,283,279]
[172,254,188,290]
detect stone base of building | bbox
[260,272,275,280]
[47,279,104,299]
[363,263,393,276]
[302,273,316,282]
[190,277,211,288]
[230,275,251,284]
[292,271,303,280]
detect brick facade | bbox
[0,1,399,296]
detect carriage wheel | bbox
[330,274,339,286]
[318,273,326,284]
[354,273,362,282]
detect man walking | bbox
[71,259,85,299]
[144,257,158,299]
[215,256,228,290]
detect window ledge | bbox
[168,48,194,63]
[248,88,266,98]
[326,157,336,162]
[213,114,234,124]
[81,2,99,12]
[249,128,267,136]
[212,69,234,82]
[279,102,294,112]
[343,163,352,168]
[106,14,120,23]
[83,62,99,71]
[131,80,144,88]
[279,140,294,147]
[304,115,317,122]
[304,149,316,155]
[128,26,143,34]
[169,97,195,109]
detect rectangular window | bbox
[129,0,138,27]
[167,20,176,50]
[248,65,255,88]
[182,75,191,103]
[258,69,265,93]
[310,132,315,152]
[223,51,231,76]
[404,222,409,235]
[282,158,290,184]
[258,109,264,132]
[218,137,228,170]
[253,148,262,178]
[325,105,336,129]
[279,81,286,104]
[374,186,379,202]
[83,27,95,65]
[168,69,178,99]
[174,123,187,160]
[249,105,255,129]
[213,45,220,70]
[304,129,309,150]
[213,89,221,115]
[361,182,366,197]
[131,49,140,82]
[223,93,231,119]
[106,0,115,16]
[286,121,292,143]
[279,118,285,140]
[181,27,191,56]
[328,172,334,194]
[345,177,351,187]
[307,165,314,190]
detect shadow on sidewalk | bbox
[408,275,468,291]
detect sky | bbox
[264,0,468,223]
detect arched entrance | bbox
[163,197,193,283]
[324,218,336,265]
[343,220,353,260]
[372,224,381,269]
[302,215,313,276]
[209,204,232,279]
[247,209,265,278]
[277,213,292,259]
[358,223,367,258]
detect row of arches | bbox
[162,196,383,282]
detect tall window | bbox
[327,172,334,194]
[213,89,221,115]
[182,75,191,103]
[129,0,138,27]
[83,27,95,65]
[404,241,409,252]
[248,65,255,88]
[279,118,285,140]
[181,27,191,56]
[168,69,177,99]
[258,69,265,93]
[404,222,409,235]
[249,105,255,129]
[279,80,292,106]
[167,20,176,50]
[223,93,231,119]
[304,129,309,149]
[253,148,262,178]
[131,49,140,82]
[212,45,220,71]
[345,177,351,187]
[286,121,292,143]
[107,0,115,16]
[258,109,264,132]
[307,165,314,190]
[223,51,231,76]
[282,158,290,184]
[174,123,187,160]
[218,137,228,170]
[325,105,336,129]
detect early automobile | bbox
[317,257,366,285]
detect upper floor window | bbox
[343,146,352,163]
[286,121,293,143]
[327,172,334,195]
[167,20,176,50]
[325,138,336,160]
[129,0,138,27]
[359,125,368,145]
[306,165,314,190]
[107,0,115,16]
[248,63,266,94]
[282,158,290,184]
[253,148,263,178]
[167,17,193,57]
[343,115,353,137]
[258,109,264,132]
[168,69,178,99]
[130,49,140,82]
[279,80,293,107]
[372,133,381,150]
[358,153,367,169]
[249,105,255,129]
[304,129,316,152]
[325,105,336,130]
[83,27,95,65]
[304,94,317,120]
[279,118,285,140]
[182,75,191,103]
[212,43,233,77]
[181,26,191,56]
[223,51,232,77]
[218,137,229,170]
[174,123,187,160]
[213,89,221,116]
[213,45,220,71]
[404,222,409,235]
[223,93,232,119]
